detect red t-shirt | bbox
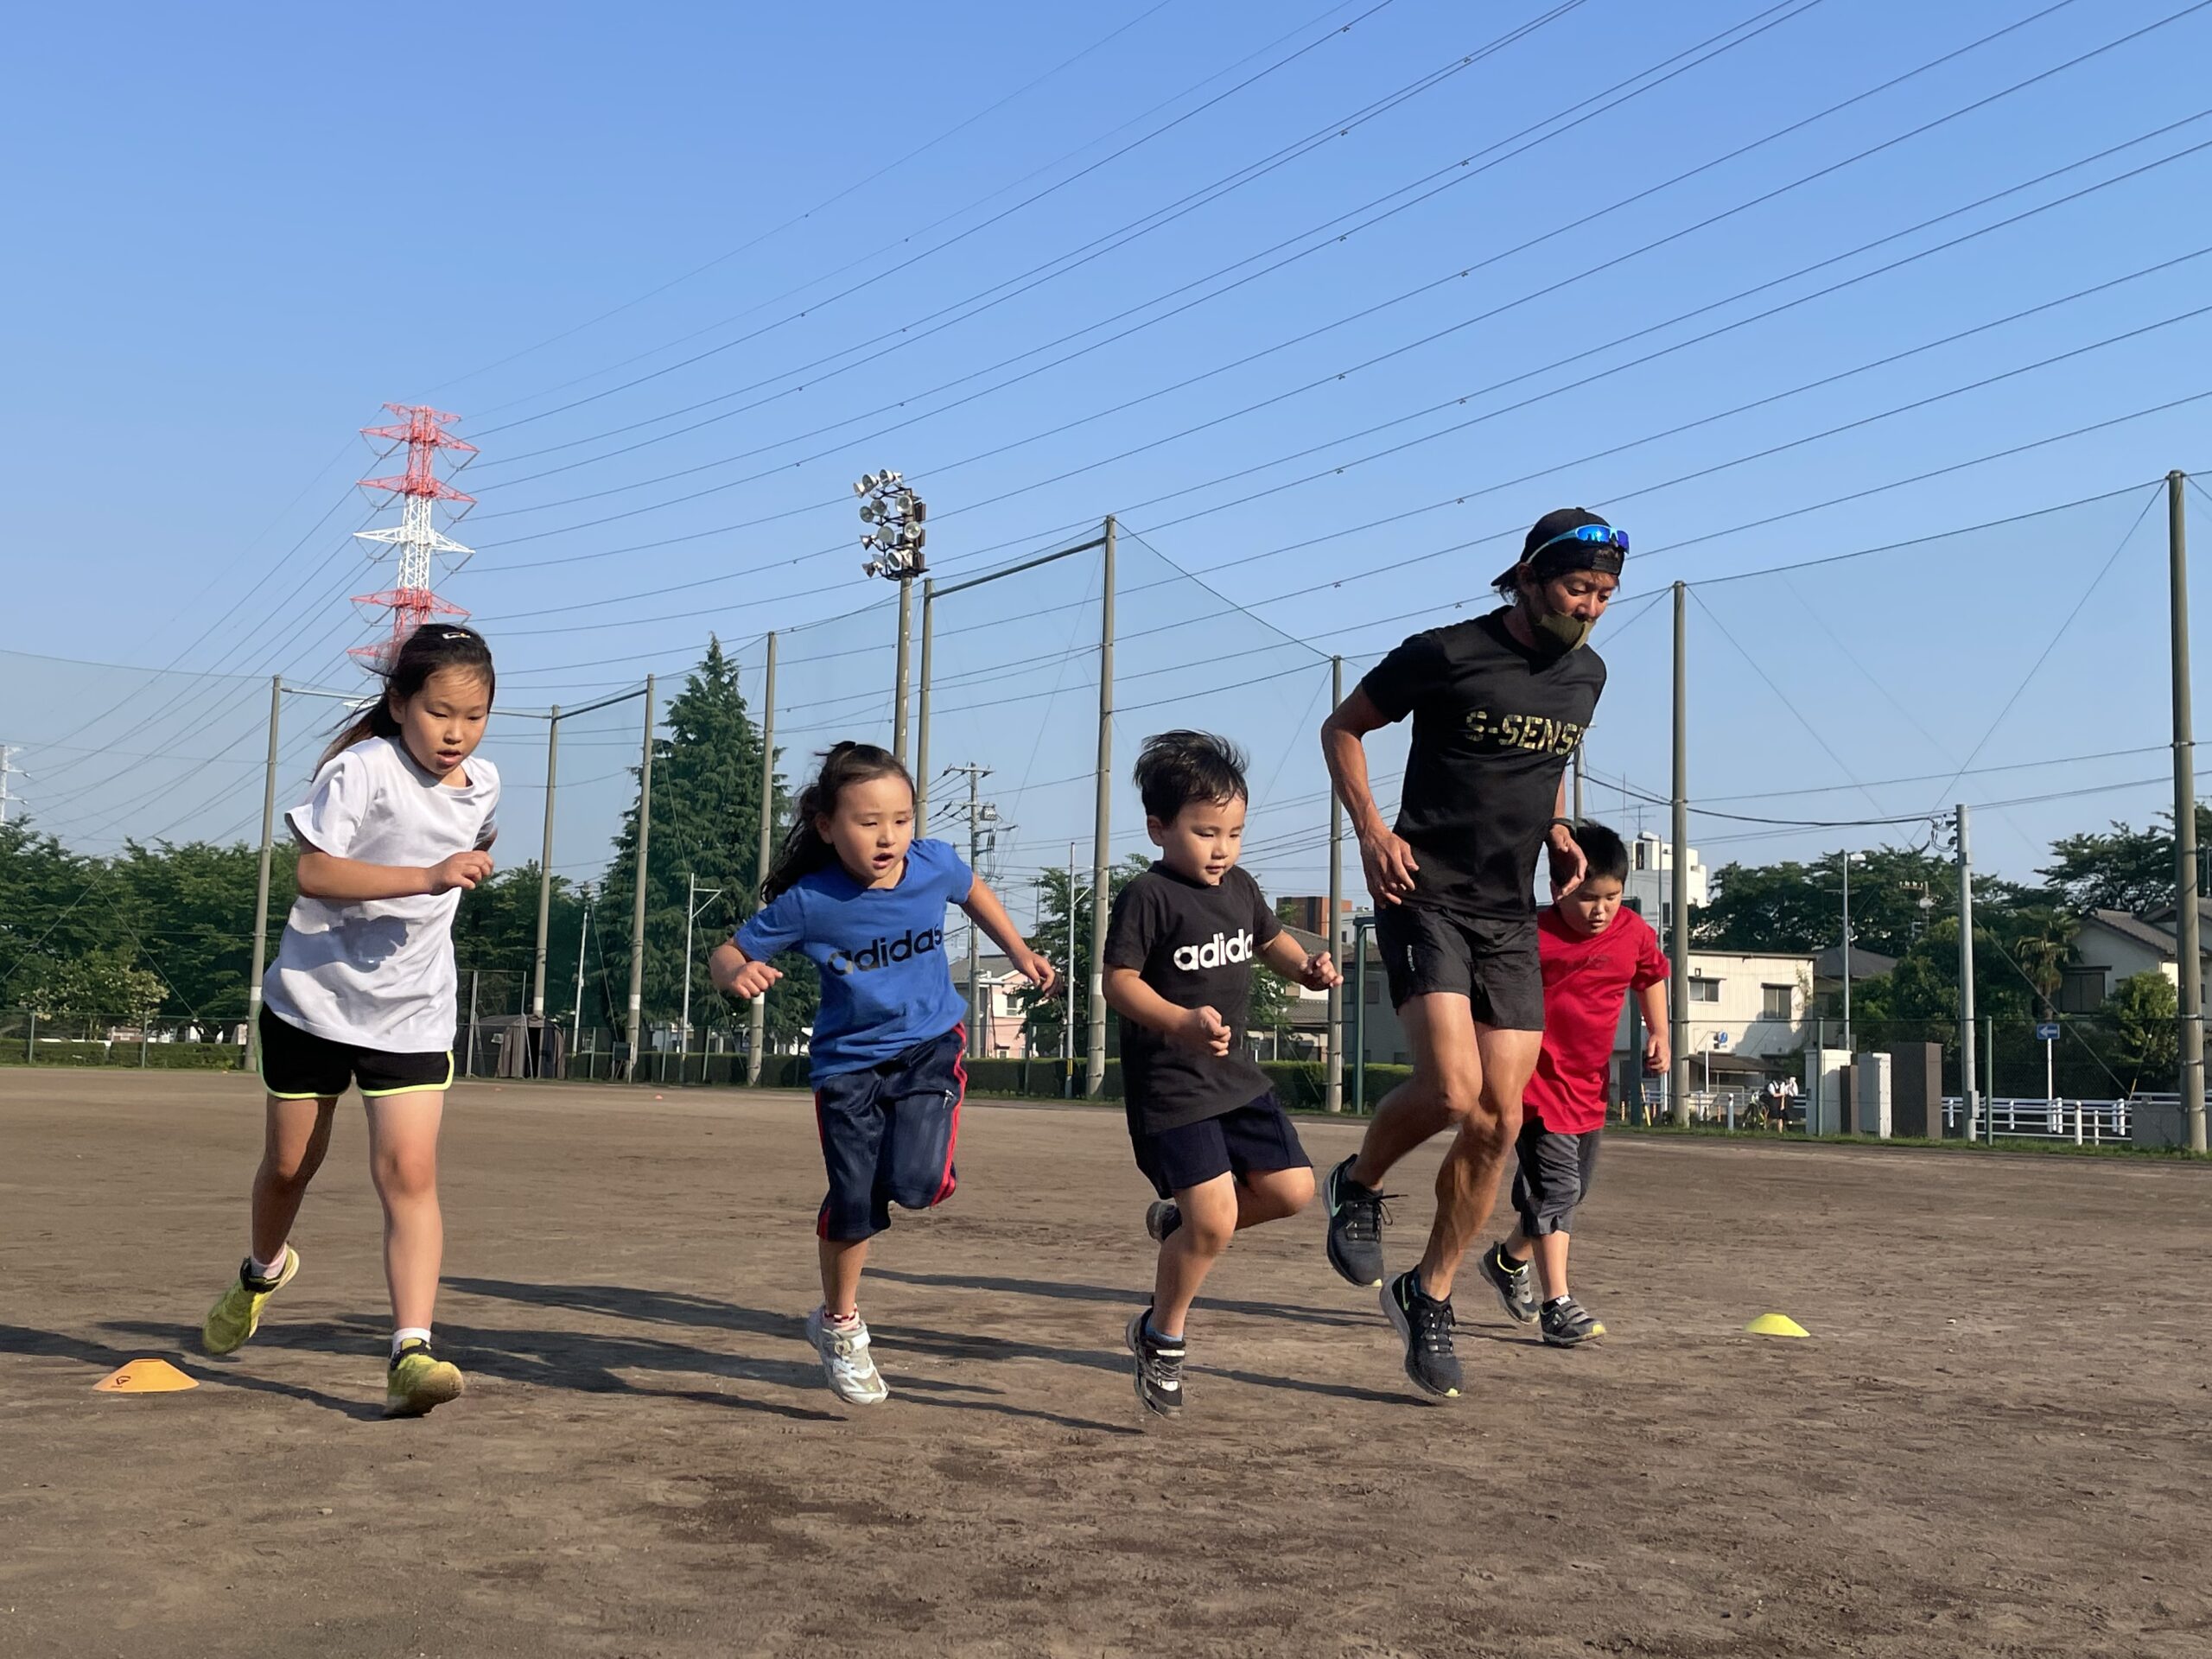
[1521,905,1669,1135]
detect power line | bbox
[468,0,2122,537]
[468,0,1409,437]
[430,0,1193,395]
[1919,486,2164,812]
[463,128,2212,630]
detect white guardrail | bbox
[1941,1096,2130,1144]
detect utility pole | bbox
[1957,803,1979,1141]
[1840,849,1854,1058]
[748,632,777,1086]
[678,873,725,1087]
[1669,582,1691,1125]
[1065,840,1079,1097]
[914,579,936,830]
[530,703,559,1078]
[1326,656,1344,1112]
[1086,516,1116,1098]
[893,575,913,765]
[624,675,656,1083]
[572,887,590,1076]
[0,743,22,823]
[245,676,283,1069]
[2167,471,2205,1151]
[1571,745,1584,825]
[943,764,995,1058]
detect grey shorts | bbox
[1373,904,1543,1030]
[1511,1121,1599,1237]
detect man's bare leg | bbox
[1415,1025,1541,1301]
[1348,995,1481,1192]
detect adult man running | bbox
[1319,506,1624,1397]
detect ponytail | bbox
[320,625,496,772]
[761,741,912,901]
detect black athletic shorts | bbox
[812,1026,965,1242]
[1374,904,1544,1030]
[257,1006,454,1100]
[1129,1093,1311,1199]
[1510,1120,1599,1237]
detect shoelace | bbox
[1407,1291,1456,1354]
[1338,1190,1399,1243]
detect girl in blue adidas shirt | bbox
[709,741,1053,1406]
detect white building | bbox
[1624,832,1707,942]
[1351,941,1811,1085]
[2063,904,2212,1019]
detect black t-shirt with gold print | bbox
[1359,608,1605,922]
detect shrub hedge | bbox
[2,1040,245,1070]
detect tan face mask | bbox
[1533,604,1595,652]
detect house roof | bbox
[2080,908,2182,957]
[1810,944,1898,981]
[2143,897,2212,929]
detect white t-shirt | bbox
[263,735,500,1053]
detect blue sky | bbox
[4,0,2209,907]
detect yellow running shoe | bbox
[384,1339,466,1418]
[200,1248,300,1356]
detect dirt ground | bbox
[3,1071,2209,1658]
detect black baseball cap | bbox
[1492,506,1626,589]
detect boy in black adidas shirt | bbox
[1104,731,1341,1417]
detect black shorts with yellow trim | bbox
[258,1006,454,1100]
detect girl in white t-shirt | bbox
[200,625,501,1417]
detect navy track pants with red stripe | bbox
[813,1025,965,1242]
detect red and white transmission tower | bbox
[349,404,477,669]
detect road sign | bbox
[2035,1021,2060,1042]
[1711,1030,1730,1049]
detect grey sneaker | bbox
[1323,1155,1392,1288]
[1125,1307,1185,1418]
[1144,1199,1182,1243]
[804,1306,890,1405]
[1478,1242,1537,1325]
[1540,1296,1606,1348]
[1381,1269,1463,1399]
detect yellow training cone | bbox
[1744,1313,1809,1338]
[94,1358,199,1393]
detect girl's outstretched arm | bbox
[709,940,782,1001]
[296,849,492,903]
[959,878,1057,995]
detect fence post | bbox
[1084,518,1115,1098]
[245,674,283,1071]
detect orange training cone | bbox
[94,1358,199,1393]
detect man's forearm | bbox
[1323,722,1388,836]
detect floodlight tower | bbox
[351,404,478,670]
[854,467,927,762]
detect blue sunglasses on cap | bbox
[1529,524,1629,560]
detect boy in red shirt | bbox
[1477,822,1668,1347]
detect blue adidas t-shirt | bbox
[736,837,973,1079]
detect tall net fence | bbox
[3,480,2198,1128]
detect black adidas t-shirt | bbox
[1103,864,1283,1135]
[1360,608,1606,922]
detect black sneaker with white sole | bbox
[1540,1296,1605,1347]
[1323,1155,1392,1288]
[1144,1199,1182,1243]
[1381,1268,1463,1399]
[1125,1307,1185,1418]
[1478,1241,1537,1325]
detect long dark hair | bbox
[762,741,912,901]
[319,624,497,771]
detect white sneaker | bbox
[804,1306,890,1406]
